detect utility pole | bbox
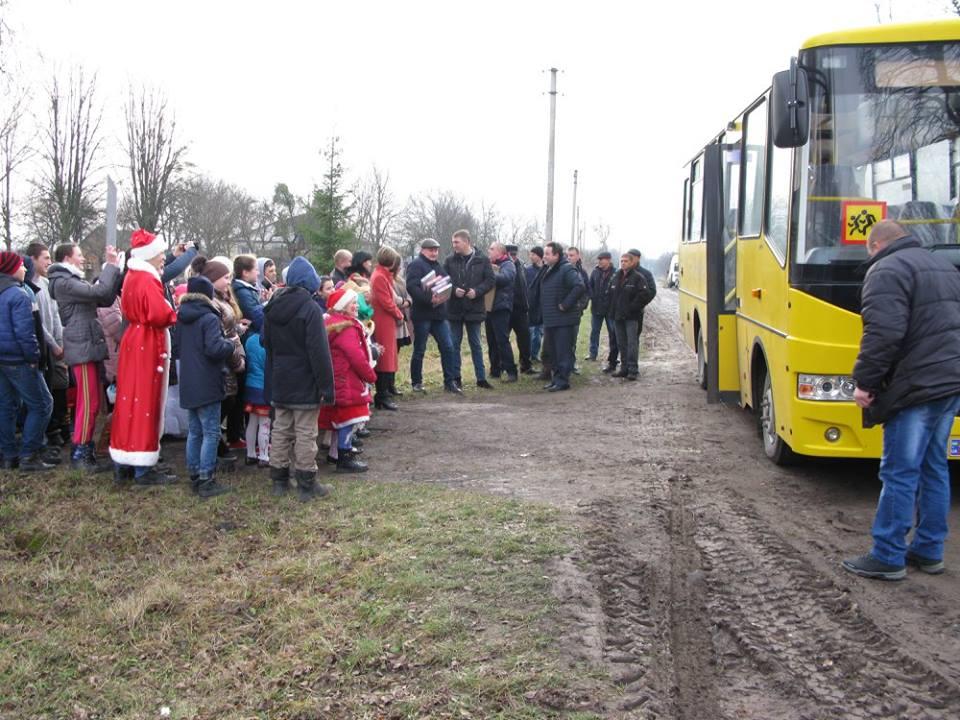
[544,68,558,243]
[570,169,578,247]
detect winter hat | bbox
[627,249,642,259]
[129,228,167,261]
[328,286,358,312]
[597,251,612,260]
[187,275,215,300]
[194,256,230,283]
[285,256,321,294]
[529,246,544,259]
[0,251,23,275]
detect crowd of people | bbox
[0,228,657,500]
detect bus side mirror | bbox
[771,59,809,148]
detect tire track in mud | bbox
[693,488,960,719]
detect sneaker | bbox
[444,382,464,395]
[476,380,494,389]
[198,476,232,499]
[133,467,179,487]
[542,383,557,391]
[19,452,56,473]
[584,355,597,361]
[906,550,945,575]
[547,383,570,393]
[602,364,617,374]
[841,554,906,581]
[502,374,518,383]
[43,447,63,465]
[412,383,427,393]
[355,427,371,439]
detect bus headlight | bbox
[797,374,856,401]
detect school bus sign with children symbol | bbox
[842,200,887,244]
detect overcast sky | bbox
[3,0,955,258]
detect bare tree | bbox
[353,166,398,250]
[0,87,32,249]
[124,87,188,232]
[163,174,245,258]
[399,191,477,257]
[503,216,543,251]
[30,71,103,246]
[272,182,307,260]
[475,202,502,250]
[952,0,960,16]
[593,221,611,252]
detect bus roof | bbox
[801,19,960,50]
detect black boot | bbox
[295,468,331,502]
[374,395,398,411]
[82,442,112,474]
[133,466,178,487]
[19,452,55,473]
[270,466,290,496]
[336,450,368,474]
[387,372,403,396]
[70,443,87,470]
[114,464,135,486]
[198,471,231,499]
[189,473,201,494]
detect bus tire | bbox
[696,328,707,390]
[759,369,795,466]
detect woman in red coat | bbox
[109,230,179,486]
[370,246,405,411]
[318,287,377,473]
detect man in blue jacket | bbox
[0,252,54,472]
[843,221,960,580]
[405,238,461,395]
[540,242,586,392]
[484,242,518,382]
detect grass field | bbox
[0,323,614,719]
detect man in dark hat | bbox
[405,238,461,394]
[588,250,619,371]
[607,249,656,381]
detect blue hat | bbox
[187,275,215,299]
[285,256,321,294]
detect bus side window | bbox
[740,99,768,238]
[691,157,704,243]
[682,177,689,242]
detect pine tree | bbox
[304,137,356,271]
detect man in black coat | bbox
[525,247,546,364]
[607,249,656,381]
[588,251,619,372]
[566,247,591,373]
[540,242,586,392]
[405,238,461,395]
[443,229,496,389]
[843,221,960,581]
[263,256,334,501]
[506,244,533,374]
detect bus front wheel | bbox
[759,370,795,466]
[696,329,707,390]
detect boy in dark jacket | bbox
[443,229,495,389]
[405,238,460,394]
[175,276,235,498]
[263,256,335,501]
[607,249,657,381]
[0,252,54,472]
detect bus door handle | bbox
[751,288,762,299]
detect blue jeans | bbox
[449,319,486,383]
[0,364,53,459]
[871,394,960,565]
[186,401,222,477]
[589,312,619,364]
[410,317,456,385]
[530,324,543,362]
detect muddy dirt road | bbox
[371,290,960,719]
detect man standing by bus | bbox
[843,220,960,581]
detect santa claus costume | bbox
[109,229,178,483]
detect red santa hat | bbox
[328,286,358,312]
[129,228,167,261]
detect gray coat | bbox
[47,262,121,366]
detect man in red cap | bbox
[0,251,55,471]
[108,229,179,486]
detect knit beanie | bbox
[187,275,215,300]
[191,256,231,284]
[0,251,23,276]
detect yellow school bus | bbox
[678,20,960,464]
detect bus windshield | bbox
[792,42,960,275]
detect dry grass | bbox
[0,469,603,719]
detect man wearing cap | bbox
[505,244,533,374]
[0,251,55,472]
[48,242,122,471]
[405,238,461,394]
[608,249,657,381]
[526,247,546,364]
[109,229,180,486]
[589,251,619,371]
[263,256,335,501]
